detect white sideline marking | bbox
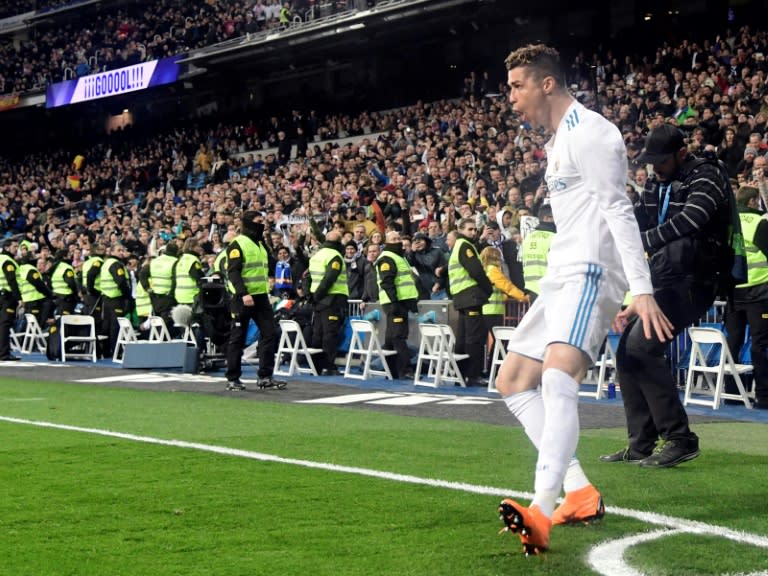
[298,392,496,406]
[370,395,449,406]
[1,415,767,576]
[298,392,399,404]
[589,529,682,576]
[434,398,495,406]
[1,361,71,367]
[589,528,768,576]
[76,373,224,384]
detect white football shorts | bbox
[506,262,625,363]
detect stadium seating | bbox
[414,323,468,388]
[683,326,753,410]
[343,319,396,380]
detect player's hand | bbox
[613,294,674,342]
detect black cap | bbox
[637,125,686,165]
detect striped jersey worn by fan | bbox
[507,100,654,362]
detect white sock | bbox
[503,388,544,449]
[562,457,591,493]
[532,368,581,518]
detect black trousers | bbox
[456,306,486,379]
[150,294,177,335]
[383,304,410,378]
[55,295,77,316]
[725,298,768,402]
[102,296,128,357]
[25,299,52,328]
[225,293,277,380]
[0,296,17,358]
[84,293,106,355]
[311,302,346,372]
[615,283,716,454]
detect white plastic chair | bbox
[274,319,323,377]
[9,327,21,353]
[113,316,138,363]
[147,316,172,342]
[683,326,753,409]
[60,314,97,362]
[21,313,47,354]
[171,305,198,347]
[414,323,469,387]
[487,326,516,393]
[585,332,620,399]
[343,319,397,380]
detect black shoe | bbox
[638,437,700,468]
[321,368,341,376]
[465,377,487,387]
[753,399,768,410]
[0,355,20,361]
[226,379,246,391]
[599,446,650,463]
[257,377,287,389]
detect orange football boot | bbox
[551,484,605,526]
[498,499,552,556]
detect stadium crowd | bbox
[0,0,367,94]
[2,23,768,370]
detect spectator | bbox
[407,231,447,300]
[607,124,730,468]
[343,240,365,299]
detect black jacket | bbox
[635,155,729,289]
[407,242,447,300]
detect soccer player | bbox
[494,44,673,555]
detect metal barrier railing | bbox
[503,300,530,328]
[347,297,732,388]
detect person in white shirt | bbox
[494,44,673,555]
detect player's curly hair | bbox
[504,44,566,88]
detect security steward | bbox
[174,238,204,307]
[50,249,78,316]
[17,255,53,327]
[100,243,132,358]
[376,230,419,379]
[725,185,768,409]
[447,217,493,386]
[0,247,21,361]
[135,267,152,328]
[521,203,556,301]
[212,248,228,279]
[140,242,178,332]
[81,243,104,315]
[307,229,348,376]
[224,211,285,391]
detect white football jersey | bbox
[543,100,653,296]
